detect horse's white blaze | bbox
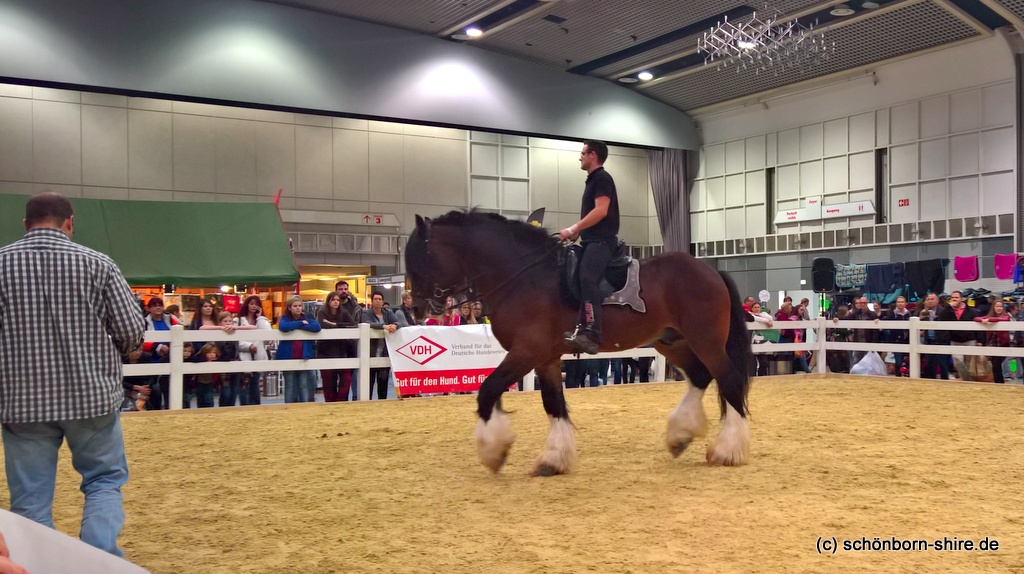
[475,409,515,471]
[666,383,708,450]
[707,404,750,466]
[534,416,576,473]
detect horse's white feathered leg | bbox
[706,403,750,466]
[666,382,708,457]
[476,409,515,473]
[532,416,576,476]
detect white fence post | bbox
[523,370,536,391]
[358,323,371,401]
[816,317,828,374]
[169,325,184,410]
[654,354,667,383]
[908,316,921,379]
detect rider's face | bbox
[579,146,596,171]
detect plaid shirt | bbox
[0,228,144,423]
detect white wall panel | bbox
[725,174,745,207]
[823,156,848,193]
[949,176,979,216]
[890,102,919,144]
[368,131,404,203]
[334,128,369,201]
[557,150,583,211]
[470,143,498,175]
[690,212,706,242]
[849,152,874,189]
[501,146,529,179]
[950,89,981,133]
[777,164,799,199]
[799,124,823,161]
[823,118,847,157]
[745,135,765,169]
[799,161,822,197]
[502,179,529,211]
[171,113,214,192]
[82,105,128,188]
[0,97,33,181]
[214,118,256,197]
[889,184,917,224]
[745,171,765,204]
[980,127,1014,172]
[529,147,558,212]
[778,129,799,164]
[849,112,874,152]
[706,209,725,241]
[745,204,766,237]
[33,101,82,185]
[296,125,333,199]
[690,179,705,211]
[765,132,777,166]
[949,132,979,176]
[981,172,1014,215]
[890,143,918,185]
[725,207,745,239]
[919,181,947,220]
[706,177,725,209]
[875,108,890,147]
[615,156,639,216]
[471,177,498,208]
[696,149,706,179]
[725,140,745,174]
[983,83,1014,127]
[920,96,949,138]
[919,138,947,181]
[706,144,725,176]
[255,121,295,197]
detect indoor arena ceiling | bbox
[256,0,1016,114]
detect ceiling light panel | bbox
[255,0,512,35]
[476,0,823,70]
[990,0,1024,22]
[643,0,981,111]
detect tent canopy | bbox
[0,195,299,287]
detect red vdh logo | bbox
[396,336,448,365]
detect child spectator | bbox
[121,348,154,411]
[202,311,251,406]
[976,300,1011,383]
[276,296,321,403]
[194,343,220,408]
[182,342,197,408]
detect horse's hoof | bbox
[705,446,746,466]
[531,464,561,477]
[481,447,510,474]
[668,439,692,458]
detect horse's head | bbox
[405,214,447,317]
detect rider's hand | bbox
[559,224,579,241]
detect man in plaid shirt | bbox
[0,192,144,557]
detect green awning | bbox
[0,195,299,287]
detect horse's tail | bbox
[718,270,752,419]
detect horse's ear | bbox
[414,214,431,240]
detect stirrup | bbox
[566,331,599,355]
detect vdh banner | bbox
[385,325,511,394]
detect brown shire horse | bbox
[405,210,752,476]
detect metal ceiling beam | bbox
[977,0,1024,30]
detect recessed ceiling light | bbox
[737,40,757,50]
[451,33,470,40]
[465,27,483,38]
[861,1,879,8]
[637,71,654,81]
[618,77,639,84]
[830,4,855,16]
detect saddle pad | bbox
[953,255,978,282]
[994,253,1017,280]
[603,259,646,313]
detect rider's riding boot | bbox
[564,300,601,355]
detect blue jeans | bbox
[196,383,216,408]
[283,370,310,403]
[219,373,241,407]
[2,411,128,557]
[611,359,623,384]
[239,372,261,405]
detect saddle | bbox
[559,240,646,313]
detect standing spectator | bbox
[121,349,153,412]
[743,296,756,312]
[775,301,809,373]
[748,302,774,376]
[276,296,321,403]
[361,292,400,400]
[828,306,853,374]
[848,296,880,365]
[920,293,950,379]
[884,296,912,376]
[0,192,144,557]
[938,291,980,380]
[192,344,221,408]
[975,300,1011,383]
[164,304,182,322]
[458,301,473,324]
[235,295,271,406]
[395,290,418,327]
[201,312,245,406]
[334,280,361,321]
[142,297,178,410]
[471,302,490,325]
[335,280,361,399]
[317,292,357,402]
[442,295,461,326]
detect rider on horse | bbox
[559,140,620,355]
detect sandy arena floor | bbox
[5,375,1024,573]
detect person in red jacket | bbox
[975,300,1011,383]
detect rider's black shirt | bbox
[580,167,619,242]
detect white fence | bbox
[123,325,665,409]
[749,316,1024,379]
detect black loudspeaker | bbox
[812,257,836,293]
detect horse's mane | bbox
[431,209,559,252]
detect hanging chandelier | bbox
[697,7,835,74]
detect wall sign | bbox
[774,198,876,224]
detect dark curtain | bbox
[647,148,690,252]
